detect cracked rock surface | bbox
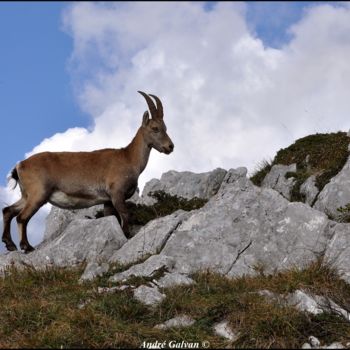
[140,168,227,205]
[314,155,350,220]
[261,163,297,200]
[0,216,126,278]
[99,167,350,288]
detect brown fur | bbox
[2,92,174,253]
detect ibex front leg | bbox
[110,193,131,239]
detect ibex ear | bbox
[142,111,150,127]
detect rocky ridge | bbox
[1,133,350,347]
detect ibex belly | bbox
[49,191,109,210]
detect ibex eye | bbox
[152,127,160,133]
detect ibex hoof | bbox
[20,243,35,253]
[5,242,18,251]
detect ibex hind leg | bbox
[2,198,26,251]
[16,192,48,253]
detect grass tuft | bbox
[250,159,272,186]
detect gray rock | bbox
[214,320,240,342]
[287,290,324,315]
[141,168,227,205]
[109,255,175,283]
[154,315,195,329]
[159,168,331,277]
[314,156,350,220]
[109,210,190,265]
[302,343,312,349]
[323,342,345,349]
[104,167,334,285]
[300,175,319,206]
[133,285,166,306]
[325,223,350,284]
[261,288,350,322]
[0,216,127,278]
[43,205,103,243]
[308,336,321,348]
[261,163,297,200]
[79,261,110,282]
[97,285,134,294]
[155,272,194,289]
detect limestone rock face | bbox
[141,168,227,205]
[261,163,297,200]
[109,255,175,283]
[300,175,319,206]
[162,168,331,277]
[43,205,104,243]
[106,167,337,285]
[314,156,350,220]
[109,210,190,266]
[0,216,126,278]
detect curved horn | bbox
[138,91,158,119]
[149,94,163,119]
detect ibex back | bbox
[2,91,174,253]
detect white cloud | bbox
[2,2,350,249]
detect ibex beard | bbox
[2,91,174,253]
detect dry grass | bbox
[1,259,350,348]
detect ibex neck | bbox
[125,128,151,175]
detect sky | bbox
[1,1,350,250]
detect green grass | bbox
[336,204,350,223]
[95,190,208,228]
[127,190,208,226]
[250,159,273,188]
[250,132,350,203]
[1,259,350,348]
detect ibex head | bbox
[138,91,174,154]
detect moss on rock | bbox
[251,132,350,202]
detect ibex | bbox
[2,91,174,253]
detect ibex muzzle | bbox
[2,91,174,253]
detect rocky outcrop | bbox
[314,156,350,220]
[109,210,190,265]
[261,163,296,200]
[110,167,335,284]
[300,175,319,206]
[2,164,350,310]
[140,168,227,205]
[43,205,103,243]
[0,216,126,278]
